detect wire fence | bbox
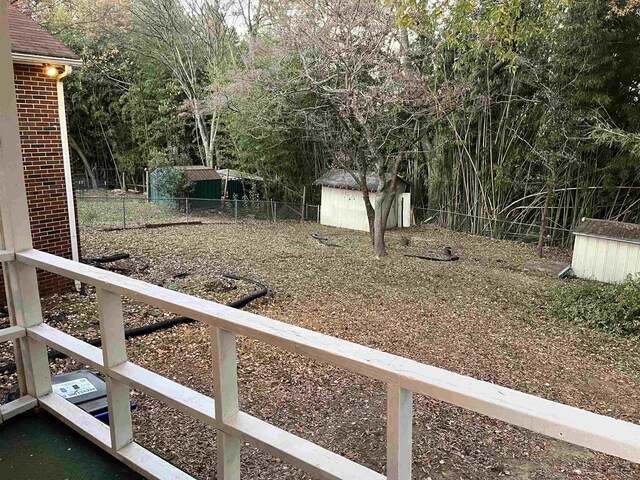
[77,196,571,247]
[78,196,320,229]
[414,207,574,247]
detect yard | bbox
[3,222,640,479]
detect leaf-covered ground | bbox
[2,221,639,479]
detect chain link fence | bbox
[78,197,571,247]
[78,197,308,229]
[414,207,573,247]
[305,204,320,223]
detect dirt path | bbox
[3,222,639,479]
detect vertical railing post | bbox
[387,384,413,480]
[211,326,240,480]
[234,199,238,222]
[0,2,51,400]
[122,197,126,229]
[4,262,51,398]
[97,288,133,451]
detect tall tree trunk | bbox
[371,154,403,257]
[373,195,388,257]
[362,191,376,245]
[373,182,397,257]
[359,169,376,244]
[69,136,98,190]
[537,185,552,257]
[195,111,214,167]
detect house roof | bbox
[8,2,80,64]
[174,166,222,182]
[216,169,263,182]
[313,169,410,192]
[574,218,640,244]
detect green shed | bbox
[216,168,264,199]
[150,166,223,201]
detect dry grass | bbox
[2,221,640,479]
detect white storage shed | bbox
[571,218,640,283]
[314,170,411,231]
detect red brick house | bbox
[1,3,81,305]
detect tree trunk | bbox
[373,185,397,257]
[537,186,552,257]
[69,136,98,190]
[372,166,401,257]
[373,217,387,256]
[361,186,376,245]
[373,196,388,257]
[194,111,214,167]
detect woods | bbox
[20,0,640,255]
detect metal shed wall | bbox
[572,234,640,283]
[319,186,405,231]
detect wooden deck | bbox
[0,409,143,479]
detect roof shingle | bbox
[8,2,79,61]
[574,218,640,243]
[313,169,410,192]
[174,166,222,182]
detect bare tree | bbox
[131,0,235,167]
[267,0,431,256]
[227,0,267,38]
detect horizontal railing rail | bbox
[5,248,640,479]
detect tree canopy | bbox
[16,0,640,254]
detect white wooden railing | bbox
[1,248,639,479]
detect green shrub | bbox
[547,274,640,336]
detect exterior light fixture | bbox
[45,65,60,77]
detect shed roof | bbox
[8,3,80,63]
[313,169,410,192]
[216,168,263,182]
[574,218,640,243]
[174,166,222,182]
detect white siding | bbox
[572,235,640,283]
[319,186,404,232]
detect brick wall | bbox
[1,63,76,306]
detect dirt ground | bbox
[2,221,640,479]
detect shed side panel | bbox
[601,238,618,283]
[320,186,370,231]
[320,186,400,232]
[627,244,640,281]
[572,235,640,283]
[594,238,607,280]
[571,235,588,279]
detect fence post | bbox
[122,197,126,229]
[387,384,413,480]
[211,327,241,479]
[186,198,190,223]
[97,288,133,451]
[273,201,277,222]
[144,168,149,202]
[234,199,238,221]
[301,186,306,221]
